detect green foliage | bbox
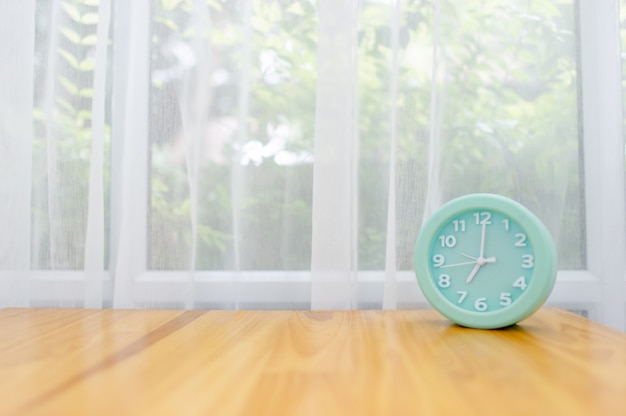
[148,0,584,271]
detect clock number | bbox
[453,219,466,232]
[502,218,510,231]
[515,233,527,247]
[513,276,527,290]
[499,292,512,306]
[439,235,457,248]
[456,290,468,303]
[521,254,534,268]
[474,212,492,225]
[474,297,488,311]
[432,254,445,267]
[438,274,451,288]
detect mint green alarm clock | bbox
[414,194,557,329]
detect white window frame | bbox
[20,0,626,331]
[575,0,626,330]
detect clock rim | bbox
[414,193,557,329]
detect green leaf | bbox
[162,0,183,11]
[78,59,96,71]
[79,88,94,98]
[58,27,81,44]
[81,13,99,24]
[61,2,81,22]
[81,35,98,46]
[55,96,76,114]
[287,2,305,16]
[58,76,78,95]
[252,16,271,33]
[58,49,78,69]
[154,16,179,32]
[77,110,92,121]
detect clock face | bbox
[429,209,534,314]
[414,194,557,329]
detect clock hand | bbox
[479,221,487,259]
[465,256,496,283]
[465,222,490,283]
[438,260,477,269]
[466,225,493,284]
[462,254,496,263]
[465,263,481,283]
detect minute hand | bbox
[479,221,487,258]
[466,222,492,283]
[438,260,477,269]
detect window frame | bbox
[576,0,626,329]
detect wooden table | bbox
[1,308,625,415]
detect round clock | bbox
[414,193,557,329]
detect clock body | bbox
[414,194,557,329]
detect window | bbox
[0,0,624,330]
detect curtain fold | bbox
[310,0,360,309]
[83,0,110,308]
[422,0,442,223]
[43,2,61,271]
[112,0,150,308]
[175,0,213,308]
[230,0,254,308]
[382,0,403,310]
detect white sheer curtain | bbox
[0,2,34,306]
[0,0,624,329]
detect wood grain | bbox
[0,308,625,415]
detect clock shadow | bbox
[450,322,520,331]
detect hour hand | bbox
[465,263,481,283]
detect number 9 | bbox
[432,254,444,267]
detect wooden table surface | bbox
[1,308,625,416]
